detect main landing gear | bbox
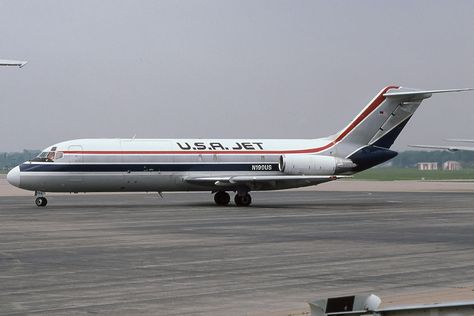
[234,193,252,207]
[214,191,230,206]
[213,191,252,207]
[35,191,47,207]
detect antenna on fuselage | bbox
[0,59,28,68]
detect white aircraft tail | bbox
[330,86,473,170]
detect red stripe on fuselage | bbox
[333,85,398,142]
[63,86,398,156]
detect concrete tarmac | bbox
[1,191,474,315]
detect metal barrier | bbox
[309,294,474,316]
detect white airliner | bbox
[410,139,474,152]
[4,62,473,206]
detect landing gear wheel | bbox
[35,197,47,207]
[214,191,230,206]
[234,193,252,207]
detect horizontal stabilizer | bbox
[384,88,473,98]
[0,59,28,68]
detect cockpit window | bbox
[31,152,52,162]
[31,148,58,162]
[55,152,64,160]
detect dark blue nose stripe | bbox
[20,163,280,173]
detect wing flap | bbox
[229,175,348,182]
[185,175,351,188]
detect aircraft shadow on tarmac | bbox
[3,192,409,211]
[13,200,401,211]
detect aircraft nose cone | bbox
[7,166,21,188]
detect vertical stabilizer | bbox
[331,86,473,170]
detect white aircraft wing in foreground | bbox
[186,174,351,189]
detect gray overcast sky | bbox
[1,0,473,152]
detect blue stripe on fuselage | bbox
[19,163,280,172]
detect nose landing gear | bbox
[35,197,48,207]
[35,191,47,207]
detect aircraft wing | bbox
[0,59,28,68]
[409,144,474,152]
[185,174,350,189]
[445,139,474,143]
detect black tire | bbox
[214,191,230,206]
[35,197,47,207]
[234,193,252,207]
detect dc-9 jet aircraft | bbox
[6,71,472,206]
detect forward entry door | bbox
[67,145,83,188]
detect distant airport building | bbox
[443,160,462,171]
[417,162,438,170]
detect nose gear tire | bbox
[35,197,48,207]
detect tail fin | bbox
[331,86,473,170]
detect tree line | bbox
[1,150,40,172]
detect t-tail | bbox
[329,86,473,171]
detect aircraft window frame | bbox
[31,151,55,162]
[55,152,64,160]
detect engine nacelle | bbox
[279,154,356,175]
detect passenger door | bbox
[67,145,83,187]
[67,145,83,163]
